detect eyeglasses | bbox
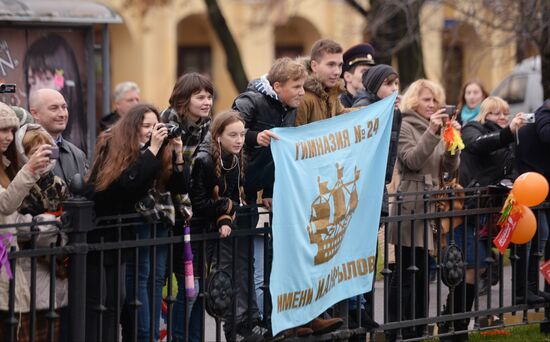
[487,112,510,117]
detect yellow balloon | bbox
[512,172,549,207]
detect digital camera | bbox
[163,122,182,139]
[524,113,535,123]
[445,105,456,116]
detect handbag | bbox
[205,268,233,320]
[433,157,464,250]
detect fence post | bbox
[64,196,93,342]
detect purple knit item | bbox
[183,225,196,298]
[0,233,14,279]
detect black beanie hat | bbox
[362,64,398,98]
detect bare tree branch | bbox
[441,0,550,99]
[204,0,249,92]
[367,0,427,87]
[344,0,369,17]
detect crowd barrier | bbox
[2,187,549,341]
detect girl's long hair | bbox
[0,129,20,188]
[168,73,214,119]
[89,103,167,192]
[457,79,489,113]
[210,111,246,200]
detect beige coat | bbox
[0,162,39,312]
[387,111,460,250]
[17,213,68,311]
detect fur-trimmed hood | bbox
[247,75,279,101]
[296,56,345,98]
[14,123,57,171]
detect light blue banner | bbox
[269,92,396,334]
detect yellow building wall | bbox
[439,2,517,91]
[420,2,444,83]
[97,0,367,112]
[97,0,518,111]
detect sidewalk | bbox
[372,264,545,325]
[203,265,542,340]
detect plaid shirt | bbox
[160,107,210,165]
[160,107,210,208]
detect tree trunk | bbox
[539,0,550,100]
[366,0,426,90]
[204,0,249,92]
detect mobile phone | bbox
[445,105,456,116]
[524,113,535,123]
[50,146,59,159]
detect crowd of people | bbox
[0,37,548,342]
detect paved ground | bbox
[203,265,547,341]
[372,264,519,326]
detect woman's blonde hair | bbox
[400,79,446,114]
[475,96,510,124]
[22,129,54,156]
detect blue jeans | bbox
[526,208,549,255]
[253,208,272,318]
[173,277,203,341]
[151,226,170,341]
[447,222,488,267]
[123,223,151,342]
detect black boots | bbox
[514,244,545,305]
[439,283,475,342]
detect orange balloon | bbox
[512,172,549,207]
[510,205,537,244]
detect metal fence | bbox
[1,188,549,342]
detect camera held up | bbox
[163,122,182,140]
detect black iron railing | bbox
[1,187,549,341]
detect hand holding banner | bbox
[269,93,396,334]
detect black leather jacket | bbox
[190,135,242,230]
[459,120,516,187]
[516,101,550,183]
[232,77,295,200]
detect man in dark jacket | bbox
[340,43,376,108]
[100,81,141,131]
[516,100,550,181]
[353,64,401,214]
[233,57,344,336]
[347,64,401,332]
[233,57,307,207]
[515,100,550,304]
[29,88,88,193]
[233,58,307,335]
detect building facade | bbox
[97,0,524,112]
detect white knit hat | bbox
[0,102,20,130]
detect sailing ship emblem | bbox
[307,163,361,265]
